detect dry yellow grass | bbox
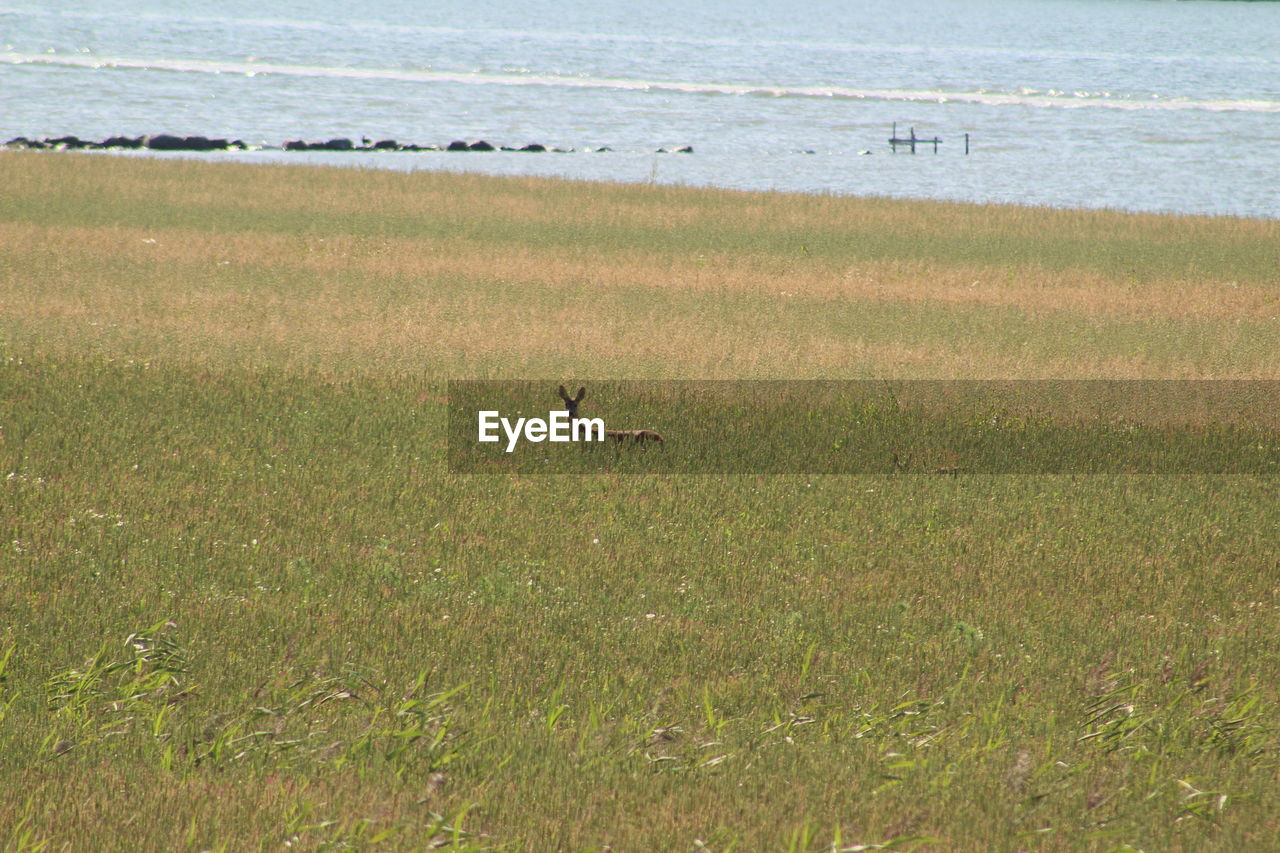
[6,221,1277,322]
[2,151,1278,378]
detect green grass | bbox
[1,152,1279,851]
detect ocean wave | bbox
[5,51,1279,114]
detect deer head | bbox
[558,385,586,421]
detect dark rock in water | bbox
[102,135,145,149]
[674,145,693,154]
[4,137,32,148]
[281,139,356,152]
[519,143,547,152]
[551,147,574,153]
[183,136,228,151]
[431,138,491,151]
[285,138,350,151]
[46,135,90,149]
[228,140,247,150]
[146,134,225,151]
[373,139,399,150]
[592,146,612,153]
[145,134,187,150]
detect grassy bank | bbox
[4,151,1279,379]
[2,151,1279,851]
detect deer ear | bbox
[558,385,571,402]
[574,387,586,403]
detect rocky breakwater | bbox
[2,134,249,151]
[3,135,694,154]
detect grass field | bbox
[2,150,1279,851]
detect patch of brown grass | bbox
[3,153,1278,379]
[6,210,1276,326]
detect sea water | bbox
[3,0,1278,217]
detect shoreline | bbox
[5,146,1274,225]
[2,132,687,155]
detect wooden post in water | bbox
[965,133,970,155]
[889,124,941,154]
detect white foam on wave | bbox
[6,51,1280,114]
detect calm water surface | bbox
[3,0,1278,217]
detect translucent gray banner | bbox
[447,380,1280,474]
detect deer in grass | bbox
[558,385,664,446]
